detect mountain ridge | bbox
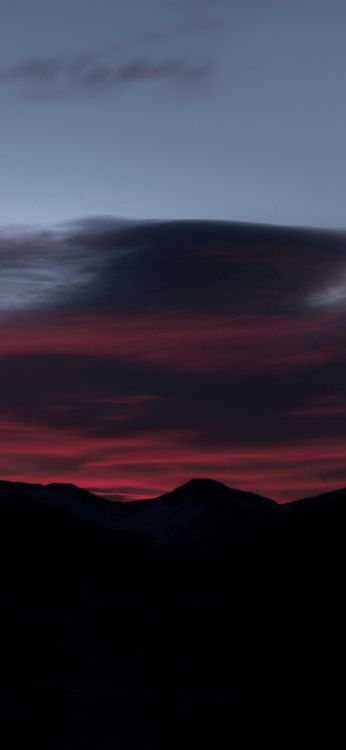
[2,476,346,548]
[3,475,346,509]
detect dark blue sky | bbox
[1,0,346,227]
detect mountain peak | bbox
[158,477,276,511]
[179,478,231,494]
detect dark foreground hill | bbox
[0,478,345,748]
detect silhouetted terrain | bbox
[0,478,345,748]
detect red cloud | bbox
[0,309,343,373]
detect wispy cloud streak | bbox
[0,53,212,96]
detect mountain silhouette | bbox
[0,476,277,546]
[0,477,345,748]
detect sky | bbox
[1,0,346,227]
[1,1,346,501]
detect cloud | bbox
[0,52,212,96]
[76,59,212,92]
[0,225,110,313]
[9,58,60,81]
[307,274,346,307]
[0,218,346,500]
[134,16,225,46]
[2,218,344,316]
